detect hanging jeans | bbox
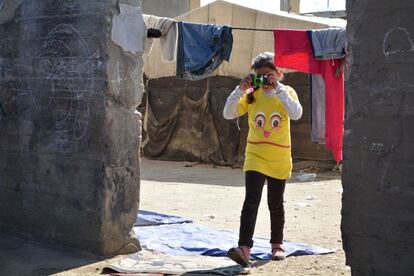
[176,22,233,80]
[273,29,344,162]
[239,171,286,248]
[309,28,347,60]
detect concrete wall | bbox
[0,0,143,255]
[280,0,300,13]
[342,0,414,274]
[285,73,332,161]
[141,0,200,18]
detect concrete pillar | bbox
[0,0,143,255]
[280,0,300,14]
[141,0,193,18]
[342,0,414,274]
[190,0,201,11]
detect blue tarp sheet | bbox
[136,210,193,226]
[135,220,335,260]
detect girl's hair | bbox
[247,93,255,104]
[251,52,277,71]
[246,52,283,104]
[246,86,260,104]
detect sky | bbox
[200,0,346,13]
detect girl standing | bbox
[223,52,303,266]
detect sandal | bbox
[272,244,285,260]
[227,246,251,267]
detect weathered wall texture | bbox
[0,0,143,255]
[143,73,332,164]
[342,0,414,275]
[141,0,200,18]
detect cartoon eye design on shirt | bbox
[270,112,282,129]
[254,112,266,129]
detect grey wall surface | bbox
[342,0,414,274]
[142,0,190,18]
[0,0,143,255]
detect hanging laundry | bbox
[176,22,233,81]
[273,29,344,162]
[310,74,325,144]
[111,3,146,54]
[143,14,178,61]
[273,29,321,73]
[309,28,346,60]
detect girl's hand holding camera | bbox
[240,75,253,91]
[267,73,279,88]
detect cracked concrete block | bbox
[342,0,414,274]
[0,0,144,255]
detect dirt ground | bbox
[138,158,350,276]
[1,158,350,275]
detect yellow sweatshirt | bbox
[235,86,301,179]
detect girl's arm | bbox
[274,83,303,120]
[223,86,246,120]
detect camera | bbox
[250,74,271,89]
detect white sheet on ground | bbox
[104,250,248,275]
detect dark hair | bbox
[246,85,261,104]
[251,52,276,71]
[251,61,276,71]
[247,93,255,104]
[246,52,275,104]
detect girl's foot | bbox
[271,243,285,260]
[227,246,251,267]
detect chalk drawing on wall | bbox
[0,23,105,153]
[34,24,94,140]
[111,62,121,96]
[383,27,414,61]
[29,25,98,139]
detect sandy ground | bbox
[139,159,350,276]
[1,158,350,275]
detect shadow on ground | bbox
[0,233,103,276]
[141,158,340,187]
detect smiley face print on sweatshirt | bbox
[253,111,282,139]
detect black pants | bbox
[238,170,286,248]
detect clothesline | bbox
[144,16,346,162]
[147,25,273,38]
[231,27,273,32]
[179,22,274,32]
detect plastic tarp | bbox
[136,210,193,226]
[135,222,335,260]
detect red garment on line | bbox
[273,29,344,162]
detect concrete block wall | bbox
[0,0,143,255]
[342,0,414,274]
[141,0,200,18]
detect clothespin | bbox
[147,28,162,38]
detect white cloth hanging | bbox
[143,14,178,62]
